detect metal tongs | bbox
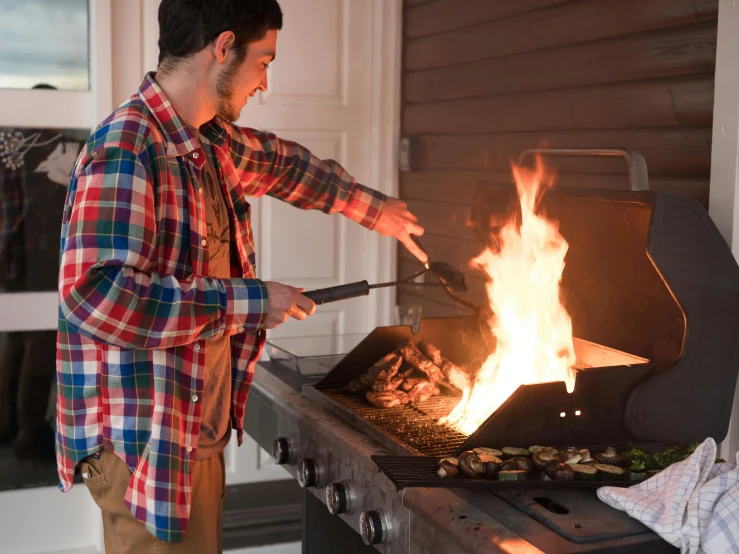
[303,236,474,307]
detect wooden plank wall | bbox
[398,0,718,318]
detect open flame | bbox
[441,156,577,435]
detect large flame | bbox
[441,157,577,435]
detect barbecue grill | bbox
[247,149,739,553]
[307,151,739,460]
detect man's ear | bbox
[213,31,236,64]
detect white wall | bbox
[710,0,739,462]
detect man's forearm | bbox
[231,126,387,228]
[60,265,268,350]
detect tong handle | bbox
[303,281,370,306]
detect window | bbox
[0,0,90,91]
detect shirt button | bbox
[238,326,245,333]
[186,446,193,453]
[201,239,207,246]
[192,152,199,159]
[194,344,201,352]
[192,394,198,402]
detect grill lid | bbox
[313,149,739,448]
[471,183,739,444]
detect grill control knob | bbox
[359,510,391,546]
[297,457,319,488]
[272,437,291,465]
[325,482,355,515]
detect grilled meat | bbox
[399,340,446,385]
[371,375,404,392]
[394,390,410,404]
[406,380,438,403]
[417,341,443,366]
[372,353,403,381]
[366,391,401,409]
[346,372,375,392]
[353,341,451,408]
[399,377,429,392]
[347,379,365,392]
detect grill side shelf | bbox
[371,455,632,492]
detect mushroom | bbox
[476,453,502,479]
[437,457,459,479]
[458,451,486,479]
[533,447,564,472]
[510,456,535,474]
[594,447,628,468]
[546,462,575,482]
[578,449,594,464]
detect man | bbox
[55,1,426,552]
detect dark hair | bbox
[157,0,283,72]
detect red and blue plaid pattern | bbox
[56,73,386,541]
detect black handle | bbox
[303,281,371,305]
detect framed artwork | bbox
[0,127,88,293]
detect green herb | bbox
[654,446,687,469]
[625,446,659,472]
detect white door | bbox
[221,0,401,485]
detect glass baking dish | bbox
[265,333,368,377]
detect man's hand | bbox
[373,197,428,264]
[264,282,316,329]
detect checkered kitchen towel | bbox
[598,438,739,553]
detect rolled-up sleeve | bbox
[230,126,387,230]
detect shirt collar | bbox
[138,72,229,157]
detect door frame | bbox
[709,0,739,460]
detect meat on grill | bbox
[350,340,457,408]
[417,341,443,367]
[399,377,429,392]
[405,380,440,403]
[348,353,402,392]
[399,340,447,385]
[366,390,409,408]
[371,375,404,392]
[369,352,403,380]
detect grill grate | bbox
[321,389,468,457]
[371,455,633,491]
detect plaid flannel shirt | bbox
[56,73,386,541]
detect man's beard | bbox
[214,58,241,122]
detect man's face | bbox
[213,30,277,122]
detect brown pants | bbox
[81,450,225,554]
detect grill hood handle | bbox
[517,148,650,192]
